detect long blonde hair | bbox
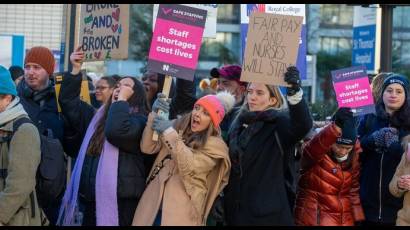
[173,112,220,150]
[265,84,286,110]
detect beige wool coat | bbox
[389,135,410,226]
[0,116,43,226]
[132,113,231,226]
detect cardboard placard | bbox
[153,4,217,38]
[79,4,129,61]
[241,12,303,86]
[147,4,207,81]
[240,4,307,82]
[331,66,375,116]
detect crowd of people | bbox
[1,45,410,226]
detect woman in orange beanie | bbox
[132,91,234,226]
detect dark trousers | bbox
[42,199,62,226]
[360,220,395,226]
[79,198,96,226]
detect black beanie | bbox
[381,74,409,99]
[8,65,24,81]
[336,117,357,145]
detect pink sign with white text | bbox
[147,4,207,81]
[331,66,375,116]
[333,78,373,107]
[149,18,204,69]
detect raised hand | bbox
[284,66,301,96]
[334,107,353,128]
[152,114,173,134]
[70,46,84,75]
[152,93,171,113]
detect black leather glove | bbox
[284,66,301,96]
[334,107,353,128]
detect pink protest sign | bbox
[331,66,375,116]
[148,4,207,81]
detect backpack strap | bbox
[5,116,32,149]
[1,116,32,180]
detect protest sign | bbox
[240,12,303,86]
[147,4,207,81]
[153,4,217,38]
[79,4,129,62]
[331,66,375,116]
[240,4,306,81]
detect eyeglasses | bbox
[95,86,109,91]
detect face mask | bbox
[335,153,349,162]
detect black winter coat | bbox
[59,72,147,226]
[17,80,65,144]
[358,103,410,224]
[17,79,73,224]
[224,98,313,226]
[169,78,197,119]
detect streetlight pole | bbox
[380,5,394,73]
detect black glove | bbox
[334,107,353,128]
[284,66,301,96]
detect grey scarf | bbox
[0,97,28,128]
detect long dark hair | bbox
[87,77,150,156]
[376,95,410,130]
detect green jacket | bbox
[0,116,43,226]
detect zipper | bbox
[339,164,344,225]
[379,153,384,221]
[317,206,321,225]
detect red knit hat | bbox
[194,92,235,128]
[24,46,55,75]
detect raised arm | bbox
[169,78,197,119]
[301,123,341,169]
[105,101,147,154]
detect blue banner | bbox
[352,24,376,72]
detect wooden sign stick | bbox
[152,75,173,141]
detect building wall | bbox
[2,4,410,84]
[0,4,63,50]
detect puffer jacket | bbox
[294,123,365,226]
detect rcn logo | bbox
[163,64,170,71]
[247,4,265,16]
